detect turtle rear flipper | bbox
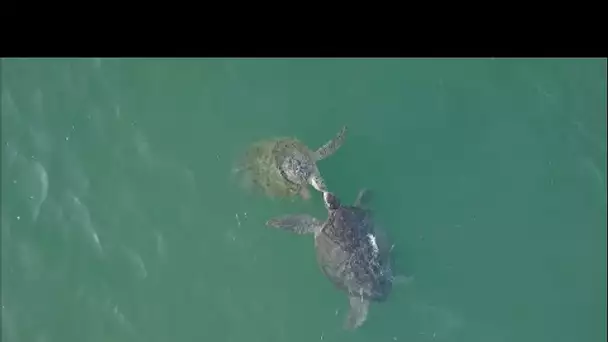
[314,125,347,161]
[344,295,370,330]
[266,214,323,235]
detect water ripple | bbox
[63,192,104,257]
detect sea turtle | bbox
[234,126,347,200]
[266,189,409,329]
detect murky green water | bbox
[2,58,606,342]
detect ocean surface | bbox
[1,58,606,342]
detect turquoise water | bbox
[1,58,606,342]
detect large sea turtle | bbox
[235,126,347,200]
[266,189,409,329]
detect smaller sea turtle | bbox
[235,126,347,200]
[266,189,411,329]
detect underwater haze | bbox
[1,58,606,342]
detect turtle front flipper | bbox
[266,214,323,235]
[344,295,370,330]
[314,125,347,161]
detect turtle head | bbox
[323,191,340,210]
[308,173,327,192]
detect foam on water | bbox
[122,247,148,280]
[4,146,50,223]
[29,160,49,222]
[63,192,104,257]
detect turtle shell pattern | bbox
[315,205,392,302]
[237,137,314,198]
